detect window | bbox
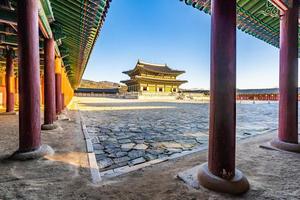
[158,88,163,92]
[172,88,177,92]
[143,87,147,91]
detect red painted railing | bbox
[236,94,300,101]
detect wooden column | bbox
[197,0,249,194]
[17,0,41,152]
[209,0,236,180]
[5,49,14,113]
[279,2,298,143]
[40,73,44,105]
[15,75,19,105]
[55,57,62,114]
[61,70,65,110]
[271,1,300,152]
[42,38,56,129]
[61,93,65,110]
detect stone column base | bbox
[198,163,249,195]
[270,138,300,153]
[9,145,54,160]
[41,123,58,130]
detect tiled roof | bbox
[123,60,185,75]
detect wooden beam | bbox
[269,0,289,12]
[0,8,17,26]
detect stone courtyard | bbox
[77,97,279,173]
[1,98,300,199]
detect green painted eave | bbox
[40,0,55,22]
[182,0,300,56]
[0,0,110,88]
[49,0,111,88]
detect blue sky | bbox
[83,0,280,89]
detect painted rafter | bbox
[0,0,111,88]
[269,0,288,12]
[49,0,111,87]
[182,0,300,56]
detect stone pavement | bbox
[78,97,279,172]
[1,98,299,199]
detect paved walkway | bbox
[78,97,278,172]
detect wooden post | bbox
[42,38,57,130]
[209,0,236,180]
[5,49,15,113]
[197,0,249,194]
[40,73,44,105]
[15,75,19,105]
[61,93,65,110]
[279,2,298,143]
[11,0,54,159]
[61,70,65,110]
[271,1,300,152]
[55,57,62,114]
[17,0,41,152]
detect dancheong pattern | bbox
[181,0,300,56]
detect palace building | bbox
[121,60,187,93]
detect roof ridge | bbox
[138,60,167,67]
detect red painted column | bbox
[208,0,236,179]
[43,38,56,125]
[5,49,14,113]
[55,74,62,114]
[14,75,19,106]
[197,0,249,194]
[17,0,41,152]
[40,74,44,105]
[278,2,298,144]
[61,93,65,110]
[55,58,62,114]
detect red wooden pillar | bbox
[40,74,44,105]
[61,93,65,110]
[42,38,57,130]
[15,75,18,105]
[197,0,249,194]
[55,74,62,114]
[209,0,236,180]
[271,1,300,152]
[12,0,53,159]
[5,49,15,113]
[55,57,62,115]
[61,70,65,110]
[17,0,41,152]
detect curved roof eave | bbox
[49,0,111,88]
[182,0,300,57]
